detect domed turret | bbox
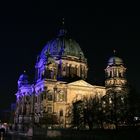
[105,52,127,89]
[108,56,123,66]
[18,72,29,88]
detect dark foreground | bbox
[1,129,140,140]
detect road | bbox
[0,134,45,140]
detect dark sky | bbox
[0,2,140,110]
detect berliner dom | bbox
[14,27,128,131]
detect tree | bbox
[127,85,140,126]
[72,100,84,130]
[84,96,104,129]
[72,95,104,130]
[102,88,128,129]
[39,112,59,128]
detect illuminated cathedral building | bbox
[14,27,128,130]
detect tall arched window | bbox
[47,94,53,101]
[60,110,63,116]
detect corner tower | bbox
[105,52,127,92]
[103,52,129,129]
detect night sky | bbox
[0,2,140,110]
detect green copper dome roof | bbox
[108,56,123,65]
[18,73,29,82]
[40,29,86,61]
[18,73,29,87]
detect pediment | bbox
[68,80,94,88]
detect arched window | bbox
[74,66,77,76]
[110,71,112,78]
[34,96,37,103]
[48,94,53,101]
[105,71,108,78]
[43,92,46,99]
[41,93,43,101]
[58,63,61,78]
[60,110,63,116]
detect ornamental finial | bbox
[113,49,116,55]
[62,17,65,26]
[58,18,67,37]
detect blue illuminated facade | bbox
[14,28,128,131]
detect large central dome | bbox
[36,29,88,82]
[40,29,86,61]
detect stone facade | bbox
[14,29,127,130]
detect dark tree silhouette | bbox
[72,95,104,130]
[101,88,128,129]
[127,85,140,127]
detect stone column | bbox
[85,67,88,79]
[116,69,119,77]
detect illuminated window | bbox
[103,101,106,104]
[121,97,124,103]
[109,98,112,104]
[102,101,106,107]
[58,92,64,101]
